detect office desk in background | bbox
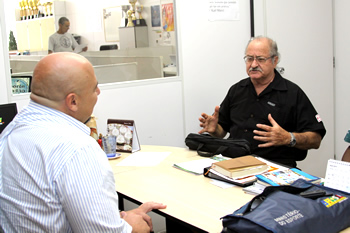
[163,66,177,77]
[109,145,350,233]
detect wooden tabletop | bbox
[108,145,350,233]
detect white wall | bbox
[94,79,184,147]
[179,0,251,135]
[334,0,350,160]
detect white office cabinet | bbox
[15,21,29,52]
[119,26,149,49]
[28,20,42,52]
[40,17,56,51]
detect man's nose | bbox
[251,58,260,67]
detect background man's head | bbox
[58,17,70,34]
[30,53,100,123]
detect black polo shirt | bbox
[218,70,326,167]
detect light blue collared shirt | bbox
[0,101,131,233]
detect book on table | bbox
[256,168,321,186]
[211,155,269,179]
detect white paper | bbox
[74,44,87,54]
[210,179,236,189]
[116,151,171,166]
[173,158,218,175]
[208,0,240,21]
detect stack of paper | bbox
[173,156,227,175]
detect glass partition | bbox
[4,0,178,94]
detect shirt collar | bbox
[240,69,288,91]
[26,100,90,135]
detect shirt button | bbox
[250,114,254,118]
[244,129,248,132]
[256,99,260,101]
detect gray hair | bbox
[245,36,280,64]
[58,17,69,25]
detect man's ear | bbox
[65,93,79,112]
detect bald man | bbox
[0,53,166,233]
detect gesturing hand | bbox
[253,114,290,147]
[198,106,220,134]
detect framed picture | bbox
[151,5,161,27]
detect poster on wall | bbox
[161,3,174,32]
[151,5,161,27]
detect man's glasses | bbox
[244,56,274,64]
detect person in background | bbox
[341,129,350,162]
[199,36,326,168]
[48,17,87,54]
[0,52,166,233]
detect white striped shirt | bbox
[0,101,131,233]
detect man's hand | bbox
[199,106,222,134]
[121,202,166,232]
[121,211,150,233]
[253,114,290,147]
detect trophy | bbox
[23,0,29,20]
[128,0,137,13]
[37,0,44,17]
[128,0,137,24]
[126,10,134,27]
[19,1,24,20]
[33,0,39,18]
[136,5,143,19]
[136,5,146,26]
[42,2,47,16]
[120,5,130,27]
[29,0,35,19]
[47,2,53,16]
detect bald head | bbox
[31,53,100,123]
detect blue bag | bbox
[221,179,350,233]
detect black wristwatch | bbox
[289,132,296,147]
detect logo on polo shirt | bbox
[315,114,322,122]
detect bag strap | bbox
[197,143,228,157]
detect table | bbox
[109,145,350,233]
